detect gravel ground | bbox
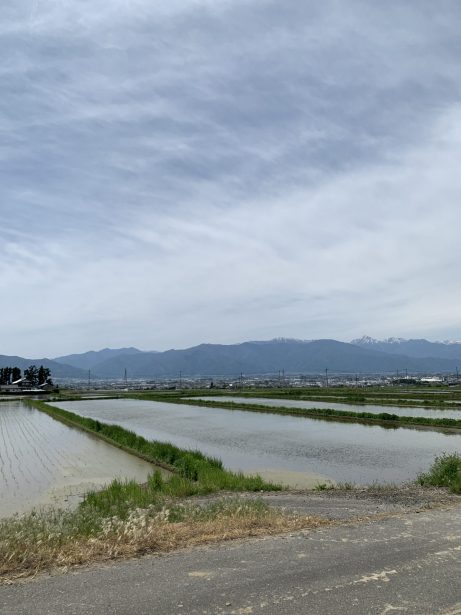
[188,485,461,520]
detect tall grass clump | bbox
[417,453,461,493]
[83,466,275,520]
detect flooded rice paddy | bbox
[52,399,461,487]
[190,396,461,419]
[0,401,164,518]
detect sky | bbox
[2,0,461,358]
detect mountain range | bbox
[2,337,460,380]
[351,336,461,360]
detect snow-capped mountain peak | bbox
[350,335,379,345]
[352,336,461,347]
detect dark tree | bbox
[0,367,22,385]
[38,366,51,386]
[1,367,12,384]
[24,365,39,386]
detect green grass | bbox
[417,453,461,493]
[82,468,276,519]
[313,482,329,491]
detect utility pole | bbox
[88,369,91,388]
[325,368,329,388]
[179,370,182,389]
[124,368,127,387]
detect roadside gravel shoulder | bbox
[188,485,461,520]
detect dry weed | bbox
[1,502,329,583]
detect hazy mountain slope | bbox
[53,347,144,370]
[5,338,458,380]
[352,336,461,361]
[0,355,86,379]
[90,339,458,378]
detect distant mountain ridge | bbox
[351,336,461,361]
[5,337,460,381]
[54,347,144,370]
[54,338,461,378]
[0,355,86,379]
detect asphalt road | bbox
[2,500,461,615]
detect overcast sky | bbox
[2,1,461,357]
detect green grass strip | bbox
[179,388,461,409]
[152,397,461,431]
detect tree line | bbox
[0,365,53,387]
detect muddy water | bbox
[52,399,461,487]
[0,401,166,518]
[190,396,461,419]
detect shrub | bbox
[418,453,461,493]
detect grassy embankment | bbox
[180,386,461,409]
[2,400,312,582]
[128,392,461,431]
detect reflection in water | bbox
[53,399,461,486]
[190,396,461,419]
[0,401,162,518]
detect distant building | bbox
[0,377,49,394]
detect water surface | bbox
[52,399,461,486]
[0,401,163,517]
